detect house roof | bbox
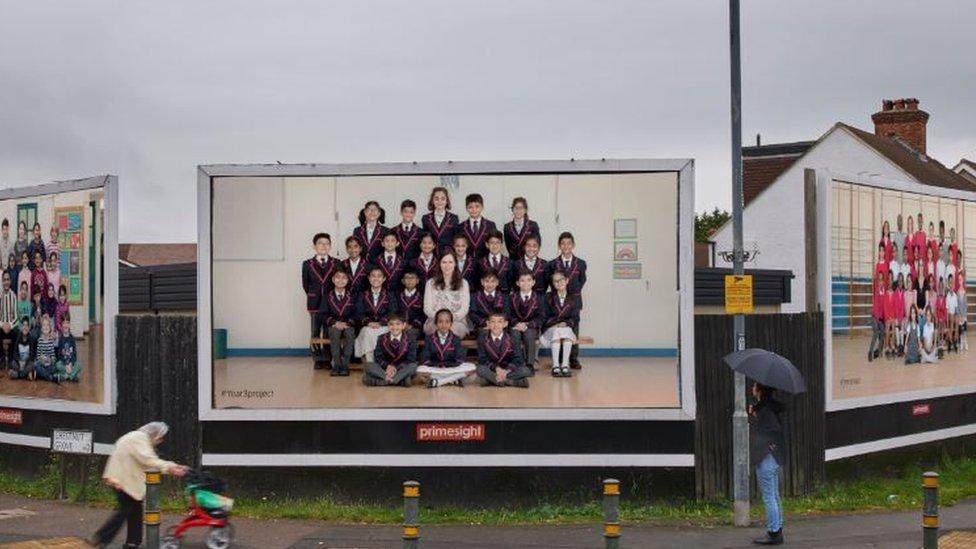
[119,243,197,267]
[742,141,814,206]
[838,123,976,192]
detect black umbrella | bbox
[723,348,806,394]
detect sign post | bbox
[51,429,94,501]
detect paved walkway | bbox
[1,492,974,548]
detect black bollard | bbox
[144,467,161,549]
[603,479,621,549]
[922,471,939,549]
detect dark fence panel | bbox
[694,312,825,499]
[694,268,794,305]
[116,314,199,466]
[120,263,196,312]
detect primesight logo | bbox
[416,423,486,442]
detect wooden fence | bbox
[116,314,200,466]
[694,312,825,499]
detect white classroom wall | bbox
[711,126,925,312]
[0,189,102,335]
[212,173,679,351]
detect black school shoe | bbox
[505,378,529,388]
[314,360,328,370]
[570,360,582,370]
[753,529,783,545]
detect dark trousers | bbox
[93,489,143,547]
[364,362,419,385]
[327,326,355,371]
[511,328,538,366]
[309,312,328,364]
[0,324,15,364]
[476,363,532,385]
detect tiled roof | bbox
[839,124,976,192]
[742,141,814,206]
[119,243,197,267]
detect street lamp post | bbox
[729,0,751,527]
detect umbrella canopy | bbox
[723,348,806,394]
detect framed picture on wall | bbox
[613,263,642,279]
[614,218,637,239]
[613,240,638,261]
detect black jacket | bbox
[750,398,786,467]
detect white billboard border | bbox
[819,169,976,413]
[0,175,119,415]
[197,159,697,423]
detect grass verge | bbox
[2,452,974,525]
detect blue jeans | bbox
[756,453,782,532]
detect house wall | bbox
[711,127,917,313]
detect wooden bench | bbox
[309,335,594,370]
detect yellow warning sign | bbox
[725,275,753,314]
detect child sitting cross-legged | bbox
[475,312,531,388]
[416,309,476,388]
[8,316,34,380]
[363,314,419,387]
[55,315,80,382]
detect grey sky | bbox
[0,0,972,242]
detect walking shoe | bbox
[753,529,783,545]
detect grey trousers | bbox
[868,317,884,358]
[327,326,355,369]
[364,362,419,386]
[511,328,538,366]
[476,363,532,386]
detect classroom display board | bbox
[0,176,116,415]
[827,177,975,409]
[201,162,695,420]
[55,206,84,305]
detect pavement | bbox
[1,492,975,548]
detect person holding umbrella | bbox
[750,382,786,545]
[725,348,804,546]
[89,422,189,548]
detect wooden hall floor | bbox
[213,356,680,409]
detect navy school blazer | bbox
[321,290,357,327]
[376,252,406,292]
[511,256,548,293]
[352,224,388,261]
[477,254,512,293]
[477,330,525,371]
[410,254,439,287]
[503,219,541,259]
[543,291,581,331]
[468,290,511,330]
[547,256,588,297]
[342,257,373,294]
[457,217,497,258]
[374,332,418,369]
[356,289,395,326]
[392,224,423,260]
[420,331,466,368]
[301,256,338,311]
[394,289,426,331]
[421,211,460,252]
[509,290,546,330]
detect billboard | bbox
[0,176,118,414]
[825,173,975,409]
[198,161,695,421]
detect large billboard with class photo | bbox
[198,160,695,421]
[824,172,975,410]
[0,176,118,414]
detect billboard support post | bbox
[728,0,751,527]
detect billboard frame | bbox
[0,175,119,415]
[198,159,696,422]
[818,169,976,413]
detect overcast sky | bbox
[0,1,973,242]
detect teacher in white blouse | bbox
[423,252,470,337]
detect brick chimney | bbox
[871,98,929,154]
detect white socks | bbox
[365,351,374,362]
[561,340,572,368]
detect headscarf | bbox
[138,421,169,440]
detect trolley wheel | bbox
[161,536,182,549]
[206,524,234,549]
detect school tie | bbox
[386,255,393,268]
[564,260,570,270]
[319,258,325,268]
[491,256,498,269]
[473,220,479,233]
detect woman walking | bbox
[90,422,188,548]
[750,382,785,545]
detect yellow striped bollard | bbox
[603,478,621,549]
[922,471,939,549]
[144,467,162,549]
[403,480,420,549]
